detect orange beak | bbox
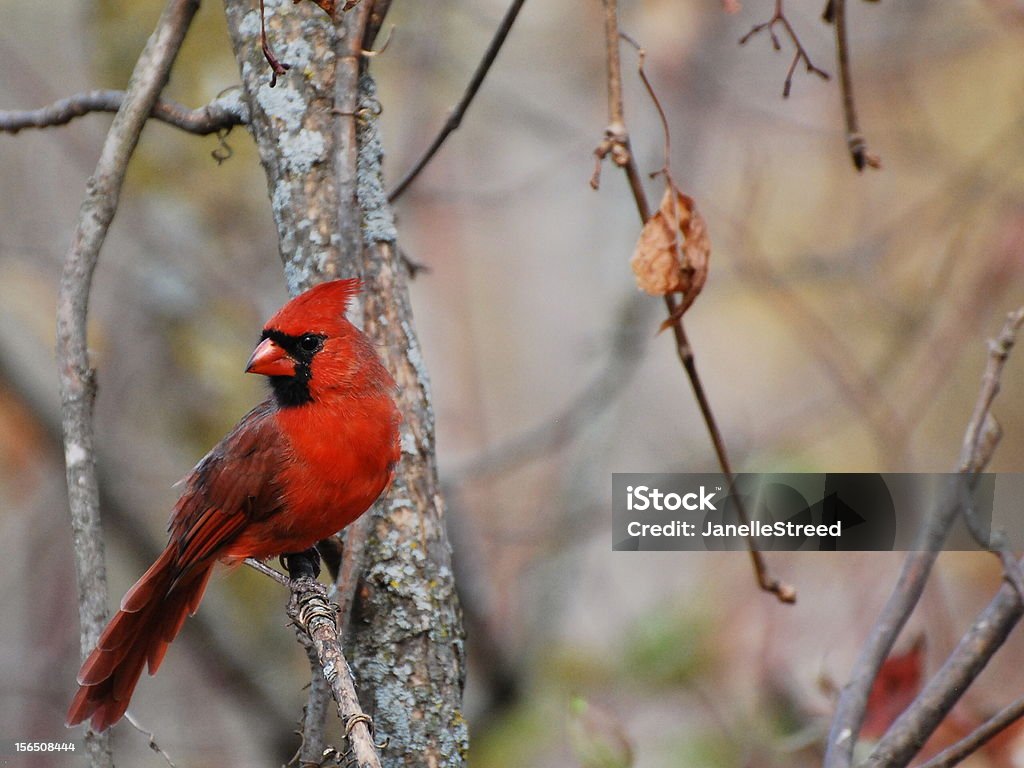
[245,338,296,377]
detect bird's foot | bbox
[280,548,321,580]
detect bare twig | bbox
[245,557,381,766]
[0,89,247,135]
[288,578,384,768]
[124,712,177,768]
[916,693,1024,768]
[388,0,528,201]
[825,308,1024,768]
[827,0,880,170]
[333,516,371,639]
[363,0,394,52]
[295,636,333,767]
[56,1,199,765]
[739,0,830,97]
[595,0,794,604]
[259,0,291,86]
[332,0,375,288]
[245,557,291,587]
[960,309,1024,469]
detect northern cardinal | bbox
[66,279,401,732]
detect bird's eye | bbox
[299,334,323,354]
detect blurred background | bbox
[1,0,1023,765]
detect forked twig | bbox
[739,0,830,97]
[825,308,1024,768]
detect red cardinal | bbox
[66,279,401,732]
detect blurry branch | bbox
[0,89,247,135]
[860,307,1024,768]
[245,561,383,768]
[917,692,1024,768]
[728,176,907,459]
[825,0,880,171]
[0,312,298,739]
[824,308,1024,768]
[449,292,648,483]
[959,310,1024,470]
[592,0,795,604]
[55,2,199,766]
[363,0,393,51]
[738,0,830,98]
[388,0,527,201]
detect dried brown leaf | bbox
[297,0,336,15]
[630,184,711,317]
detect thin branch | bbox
[363,0,394,51]
[56,1,199,765]
[333,517,371,639]
[124,712,177,768]
[827,0,880,170]
[0,317,297,733]
[245,557,383,766]
[916,693,1024,768]
[738,0,830,98]
[388,0,528,202]
[295,630,333,767]
[960,309,1024,470]
[288,578,384,768]
[0,89,247,135]
[594,0,795,604]
[824,308,1024,768]
[449,292,647,483]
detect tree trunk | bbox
[222,1,468,764]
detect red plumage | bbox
[66,279,401,732]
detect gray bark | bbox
[222,2,468,764]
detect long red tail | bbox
[66,547,212,731]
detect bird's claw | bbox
[279,548,321,580]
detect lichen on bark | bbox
[222,2,467,764]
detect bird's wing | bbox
[168,401,285,571]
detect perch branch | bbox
[245,560,383,768]
[388,0,528,201]
[289,582,383,768]
[0,89,247,135]
[56,1,199,765]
